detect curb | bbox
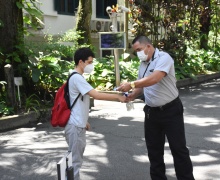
[0,109,51,133]
[0,111,38,132]
[0,72,220,132]
[176,72,220,87]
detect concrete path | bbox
[0,78,219,180]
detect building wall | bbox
[37,0,76,35]
[27,0,132,58]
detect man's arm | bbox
[135,70,166,88]
[127,88,143,101]
[117,70,166,92]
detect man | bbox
[65,47,125,180]
[117,36,195,180]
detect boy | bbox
[65,47,125,180]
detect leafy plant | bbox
[16,0,44,31]
[127,0,220,78]
[24,94,41,113]
[17,29,88,102]
[86,57,116,90]
[86,55,139,90]
[0,81,14,117]
[0,101,14,116]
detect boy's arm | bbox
[87,89,126,102]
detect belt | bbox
[149,96,180,111]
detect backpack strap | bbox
[66,72,81,110]
[70,93,81,109]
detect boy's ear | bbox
[79,59,84,64]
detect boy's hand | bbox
[118,94,126,102]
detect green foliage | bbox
[24,94,41,113]
[0,101,14,116]
[85,57,115,90]
[23,29,92,94]
[85,55,139,90]
[24,29,91,60]
[0,27,88,115]
[0,81,14,117]
[186,47,220,72]
[119,55,139,81]
[127,0,220,69]
[126,0,220,80]
[28,53,73,92]
[174,46,220,80]
[17,0,44,30]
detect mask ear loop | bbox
[79,60,86,70]
[144,44,150,55]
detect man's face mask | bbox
[137,47,148,62]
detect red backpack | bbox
[51,72,81,127]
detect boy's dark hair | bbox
[132,36,152,45]
[74,47,95,65]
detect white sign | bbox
[14,77,23,86]
[57,151,73,180]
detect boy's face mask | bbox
[84,63,94,74]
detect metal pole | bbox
[124,0,129,51]
[111,12,120,87]
[17,85,21,108]
[106,5,130,87]
[113,49,120,87]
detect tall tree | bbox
[0,0,24,81]
[75,0,92,45]
[199,0,211,49]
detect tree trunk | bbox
[4,64,17,112]
[0,0,24,81]
[76,0,92,45]
[199,0,211,50]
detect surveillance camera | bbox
[106,6,112,14]
[118,5,130,13]
[109,25,114,31]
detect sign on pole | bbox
[14,77,23,108]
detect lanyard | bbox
[142,51,155,78]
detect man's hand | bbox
[85,122,90,131]
[127,93,135,102]
[117,82,132,92]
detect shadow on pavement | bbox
[0,78,219,180]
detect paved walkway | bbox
[0,78,219,180]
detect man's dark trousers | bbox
[144,97,195,180]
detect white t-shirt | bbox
[67,72,93,128]
[138,48,178,107]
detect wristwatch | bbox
[130,81,135,89]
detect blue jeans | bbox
[144,97,195,180]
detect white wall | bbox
[39,0,77,35]
[38,0,127,35]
